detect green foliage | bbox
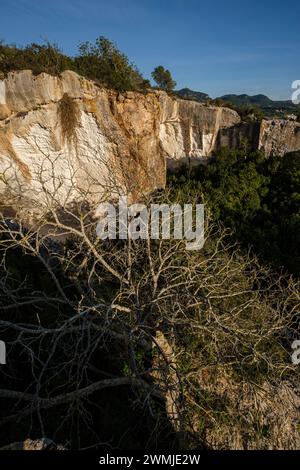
[75,36,149,91]
[1,197,299,450]
[234,104,264,122]
[0,37,149,92]
[169,147,300,276]
[215,100,264,121]
[264,151,300,275]
[0,41,74,75]
[151,65,176,91]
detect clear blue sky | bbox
[1,0,300,99]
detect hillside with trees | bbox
[0,36,299,453]
[0,187,299,450]
[169,147,300,276]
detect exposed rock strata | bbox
[0,70,300,213]
[259,119,300,156]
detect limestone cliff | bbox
[0,70,165,213]
[259,119,300,156]
[158,93,240,166]
[0,70,299,214]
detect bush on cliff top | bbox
[0,37,149,92]
[0,41,74,76]
[75,36,149,91]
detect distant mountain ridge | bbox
[218,93,295,109]
[176,88,210,102]
[177,88,297,111]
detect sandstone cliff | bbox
[0,70,299,213]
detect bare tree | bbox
[0,168,299,450]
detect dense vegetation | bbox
[0,37,179,95]
[0,41,73,77]
[0,38,299,451]
[0,200,299,450]
[75,37,150,91]
[169,147,300,276]
[0,38,149,92]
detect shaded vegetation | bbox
[169,147,300,276]
[0,210,299,450]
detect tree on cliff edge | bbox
[76,36,148,91]
[151,65,176,91]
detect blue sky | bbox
[1,0,300,99]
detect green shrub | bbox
[169,147,300,276]
[0,41,74,76]
[0,37,149,92]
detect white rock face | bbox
[158,93,240,167]
[1,70,299,215]
[0,81,5,104]
[0,70,242,214]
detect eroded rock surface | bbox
[259,119,300,156]
[0,70,300,214]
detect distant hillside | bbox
[177,88,210,102]
[218,93,296,110]
[176,88,298,118]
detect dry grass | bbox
[57,93,80,145]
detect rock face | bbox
[217,122,261,152]
[0,70,300,213]
[0,438,65,450]
[259,119,300,156]
[158,93,240,167]
[0,70,165,213]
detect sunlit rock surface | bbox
[0,70,299,214]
